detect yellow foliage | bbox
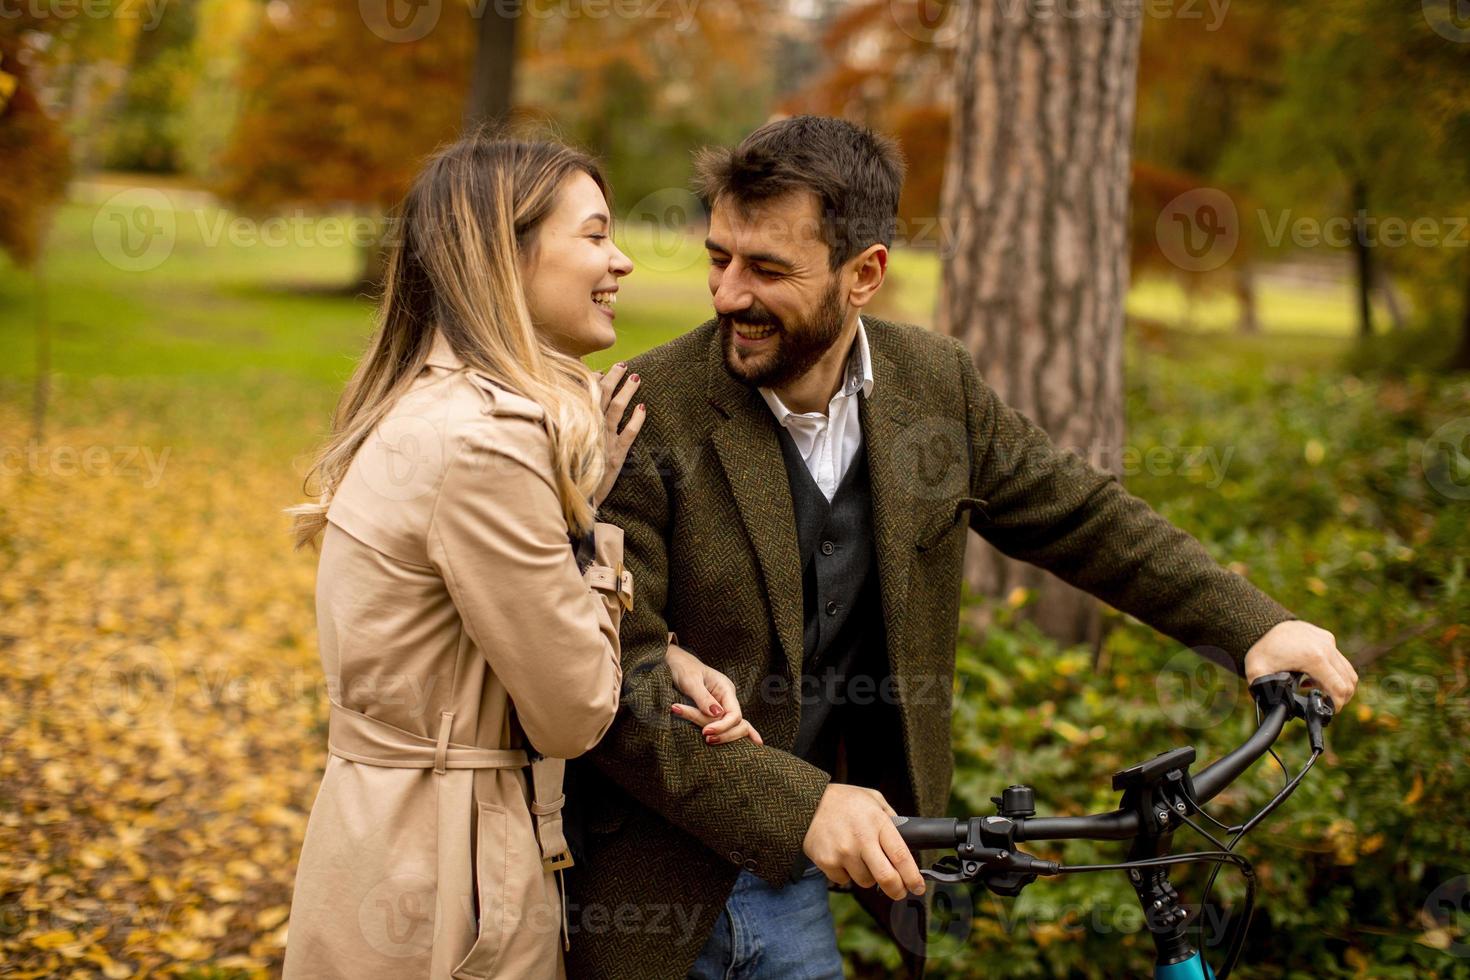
[1,407,322,976]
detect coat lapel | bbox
[705,329,807,687]
[858,322,919,663]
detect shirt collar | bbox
[759,316,875,426]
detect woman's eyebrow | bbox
[582,212,610,227]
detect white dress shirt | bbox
[758,317,875,501]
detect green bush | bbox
[837,338,1470,978]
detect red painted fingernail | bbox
[705,735,716,743]
[670,705,681,714]
[708,704,722,717]
[631,373,640,382]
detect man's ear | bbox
[845,243,888,309]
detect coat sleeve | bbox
[584,402,831,888]
[953,340,1295,669]
[426,413,626,759]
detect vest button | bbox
[821,540,835,556]
[825,600,838,616]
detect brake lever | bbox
[1250,671,1333,752]
[1304,687,1333,753]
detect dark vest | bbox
[773,425,885,774]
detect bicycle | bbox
[894,671,1336,979]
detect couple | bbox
[280,116,1359,980]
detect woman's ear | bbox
[846,243,888,309]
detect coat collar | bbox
[704,317,920,686]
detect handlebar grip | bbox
[891,816,965,848]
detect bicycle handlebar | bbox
[895,671,1331,850]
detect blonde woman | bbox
[281,136,758,980]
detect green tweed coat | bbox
[562,317,1293,979]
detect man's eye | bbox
[709,256,729,268]
[755,267,782,279]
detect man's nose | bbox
[712,268,753,316]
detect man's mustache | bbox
[719,305,783,331]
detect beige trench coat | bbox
[282,329,631,980]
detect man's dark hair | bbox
[692,115,907,272]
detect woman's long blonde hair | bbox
[288,136,609,549]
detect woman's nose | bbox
[610,244,634,277]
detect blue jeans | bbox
[687,866,844,980]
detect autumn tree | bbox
[935,1,1142,647]
[215,0,476,291]
[1,17,75,440]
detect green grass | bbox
[0,178,1362,450]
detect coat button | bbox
[743,858,759,872]
[730,850,743,863]
[825,600,838,616]
[821,540,835,556]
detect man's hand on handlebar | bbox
[802,784,927,901]
[1244,620,1357,708]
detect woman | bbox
[281,136,757,980]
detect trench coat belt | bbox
[326,699,574,870]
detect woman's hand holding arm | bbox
[666,643,764,746]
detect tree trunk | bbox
[464,6,518,133]
[1350,178,1374,338]
[1378,268,1408,332]
[31,254,50,444]
[356,212,389,295]
[1235,263,1260,334]
[937,0,1141,649]
[1453,257,1470,372]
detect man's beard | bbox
[719,279,847,389]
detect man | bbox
[563,115,1358,979]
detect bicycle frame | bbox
[895,672,1334,979]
